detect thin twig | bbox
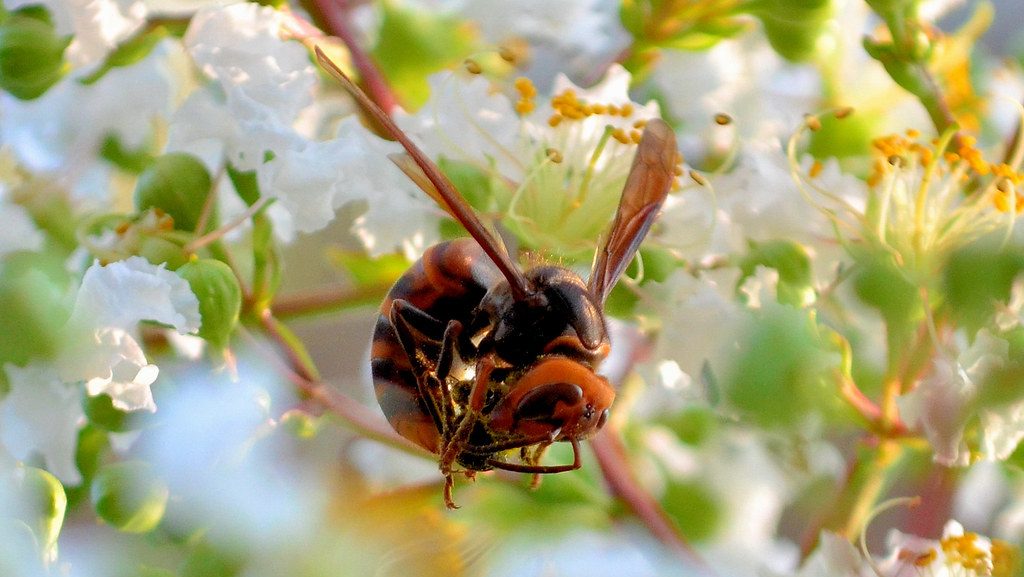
[590,427,712,573]
[303,0,400,113]
[271,281,393,319]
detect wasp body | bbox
[316,47,677,508]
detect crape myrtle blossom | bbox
[5,0,147,70]
[0,257,199,484]
[399,63,680,258]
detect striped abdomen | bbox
[370,238,501,453]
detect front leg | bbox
[439,354,496,508]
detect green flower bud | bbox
[134,153,212,232]
[177,259,242,350]
[7,466,67,558]
[90,461,169,534]
[0,8,70,99]
[137,235,188,270]
[750,0,834,62]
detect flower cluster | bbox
[1,0,1024,576]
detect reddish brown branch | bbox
[271,281,393,319]
[304,0,400,114]
[590,427,712,574]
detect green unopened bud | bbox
[134,153,212,232]
[137,235,188,270]
[0,7,69,99]
[9,466,66,558]
[177,259,241,350]
[90,461,169,534]
[750,0,834,62]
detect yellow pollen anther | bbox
[612,128,630,144]
[630,130,642,144]
[834,106,854,119]
[714,113,732,126]
[673,165,684,176]
[548,114,562,127]
[633,119,647,129]
[809,160,823,178]
[545,148,563,163]
[805,114,822,131]
[690,171,707,186]
[464,59,482,74]
[619,103,634,117]
[906,128,920,138]
[516,100,535,114]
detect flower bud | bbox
[8,466,66,558]
[177,259,241,350]
[750,0,834,62]
[90,461,169,533]
[0,7,69,99]
[134,153,212,232]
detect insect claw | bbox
[443,474,460,510]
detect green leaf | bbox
[943,240,1024,333]
[79,25,168,85]
[658,405,719,446]
[226,163,261,207]
[661,480,722,542]
[331,251,409,288]
[371,1,478,108]
[100,134,156,174]
[0,6,69,99]
[177,259,242,350]
[738,240,814,307]
[134,153,213,232]
[724,307,838,428]
[90,461,169,533]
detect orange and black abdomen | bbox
[371,238,501,453]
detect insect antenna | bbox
[315,46,531,300]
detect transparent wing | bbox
[588,118,677,303]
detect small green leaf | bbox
[661,480,722,542]
[943,241,1024,333]
[134,153,212,232]
[226,163,260,207]
[177,259,242,350]
[0,7,70,99]
[90,461,169,533]
[331,251,409,288]
[79,25,168,85]
[738,240,814,307]
[371,1,478,108]
[724,307,838,428]
[100,134,156,174]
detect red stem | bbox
[590,427,712,574]
[307,0,400,114]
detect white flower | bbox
[0,41,179,204]
[0,364,85,484]
[879,520,1016,577]
[184,3,317,127]
[0,203,44,257]
[786,532,864,577]
[655,270,745,387]
[6,0,147,69]
[897,330,1016,466]
[458,0,630,88]
[651,33,820,160]
[57,257,200,411]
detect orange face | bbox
[487,356,615,442]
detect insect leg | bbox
[484,437,582,474]
[389,299,446,372]
[439,355,495,479]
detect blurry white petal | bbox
[68,256,200,333]
[76,328,159,412]
[0,203,44,257]
[0,365,84,484]
[897,357,973,466]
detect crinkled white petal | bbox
[0,41,177,189]
[68,256,201,333]
[897,357,973,466]
[458,0,629,87]
[185,3,317,124]
[70,327,159,412]
[400,72,524,181]
[0,203,44,257]
[6,0,146,69]
[0,364,85,484]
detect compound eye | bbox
[513,382,583,422]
